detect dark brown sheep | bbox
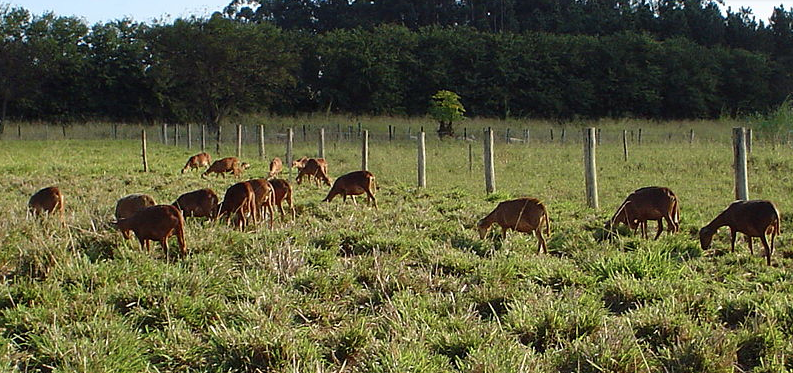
[28,186,64,222]
[173,189,219,219]
[296,158,331,186]
[477,197,551,253]
[202,157,249,178]
[218,181,257,230]
[115,194,157,239]
[606,186,680,240]
[112,205,187,258]
[699,200,780,266]
[181,152,212,174]
[322,171,376,208]
[268,178,296,220]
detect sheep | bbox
[201,157,249,178]
[217,181,257,230]
[111,205,187,258]
[172,188,219,219]
[322,170,377,208]
[114,194,157,239]
[699,200,780,266]
[268,157,283,179]
[247,178,276,229]
[605,186,680,240]
[476,197,551,253]
[268,178,296,220]
[181,152,211,174]
[296,158,331,186]
[28,186,64,222]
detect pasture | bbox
[2,120,793,372]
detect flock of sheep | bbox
[26,152,781,265]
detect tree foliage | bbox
[429,90,465,138]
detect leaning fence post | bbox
[287,128,294,180]
[584,128,599,209]
[622,130,629,162]
[733,127,749,200]
[484,128,495,194]
[141,129,149,172]
[418,130,426,188]
[361,130,369,171]
[318,128,325,159]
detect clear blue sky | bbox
[4,0,792,25]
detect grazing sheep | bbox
[181,152,212,174]
[114,194,157,239]
[112,205,187,258]
[202,157,249,178]
[28,186,64,222]
[268,178,296,220]
[247,178,276,229]
[296,158,331,186]
[606,186,680,240]
[172,189,219,219]
[268,157,283,179]
[699,200,780,266]
[218,181,257,230]
[477,197,551,253]
[322,171,376,208]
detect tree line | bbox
[1,1,792,133]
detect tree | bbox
[429,90,465,138]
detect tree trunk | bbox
[0,95,7,136]
[437,121,455,139]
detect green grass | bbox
[1,119,793,372]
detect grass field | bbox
[2,120,793,372]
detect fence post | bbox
[418,130,426,188]
[162,123,168,145]
[733,127,749,201]
[201,125,206,152]
[389,125,393,142]
[357,122,362,138]
[287,128,294,180]
[187,123,192,149]
[746,128,753,154]
[523,129,530,145]
[584,128,599,209]
[361,130,369,171]
[484,128,495,194]
[468,142,473,173]
[506,128,511,144]
[638,128,643,145]
[174,124,179,147]
[318,127,325,159]
[550,128,554,142]
[302,124,306,142]
[596,128,602,145]
[337,123,341,142]
[561,128,566,143]
[622,130,629,162]
[17,123,21,139]
[407,127,412,140]
[141,129,149,172]
[216,125,221,155]
[464,127,467,140]
[689,129,694,145]
[113,123,118,140]
[259,125,265,160]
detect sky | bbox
[4,0,792,25]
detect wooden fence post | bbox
[523,129,530,144]
[550,128,554,142]
[236,124,242,158]
[746,128,753,154]
[468,142,473,173]
[584,128,599,209]
[141,130,149,172]
[361,130,369,171]
[484,128,495,194]
[622,130,629,162]
[733,127,749,200]
[389,125,393,142]
[302,124,307,142]
[187,123,192,149]
[318,128,325,159]
[174,124,179,147]
[506,128,511,144]
[287,128,294,180]
[418,130,426,188]
[216,125,221,155]
[638,128,643,145]
[162,123,168,145]
[113,123,118,140]
[561,128,566,143]
[17,123,21,139]
[596,128,602,146]
[689,129,695,145]
[201,125,206,152]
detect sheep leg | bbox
[365,189,378,209]
[160,239,169,259]
[641,221,648,239]
[729,229,737,252]
[760,234,772,266]
[351,195,358,205]
[746,235,754,255]
[654,219,663,240]
[138,237,147,252]
[664,214,677,234]
[536,228,547,254]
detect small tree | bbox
[429,90,465,138]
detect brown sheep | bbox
[605,186,680,240]
[202,157,250,178]
[269,179,296,220]
[218,181,257,230]
[291,156,309,169]
[476,198,551,253]
[114,194,157,239]
[181,152,212,174]
[296,158,331,186]
[699,200,780,266]
[247,178,276,229]
[112,205,187,258]
[268,157,283,179]
[28,186,64,222]
[322,170,376,208]
[173,189,219,219]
